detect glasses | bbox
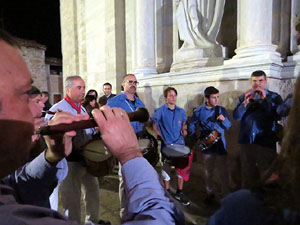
[126,80,139,85]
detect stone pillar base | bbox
[134,67,157,78]
[287,53,300,78]
[170,45,225,72]
[226,44,282,66]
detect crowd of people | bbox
[1,28,300,225]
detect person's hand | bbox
[44,112,90,165]
[181,128,187,136]
[243,89,253,107]
[33,117,47,131]
[156,135,163,141]
[31,117,48,142]
[254,87,266,99]
[217,114,225,121]
[92,106,142,165]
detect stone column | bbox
[60,0,79,77]
[134,0,157,77]
[287,0,300,78]
[290,0,300,55]
[227,0,282,64]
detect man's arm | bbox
[122,158,184,225]
[216,107,231,130]
[188,109,199,136]
[233,94,247,121]
[152,123,164,141]
[2,152,68,207]
[151,109,163,140]
[181,122,188,136]
[277,93,292,117]
[92,107,184,225]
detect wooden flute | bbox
[38,107,149,135]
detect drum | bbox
[161,144,191,169]
[82,139,115,177]
[138,138,159,167]
[198,130,221,151]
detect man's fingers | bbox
[112,108,129,121]
[92,109,107,129]
[49,112,90,126]
[100,105,110,110]
[65,130,77,137]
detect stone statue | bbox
[171,0,226,71]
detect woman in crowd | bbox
[82,94,99,117]
[28,86,68,211]
[86,89,98,100]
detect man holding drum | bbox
[152,87,191,206]
[189,86,231,204]
[45,76,106,224]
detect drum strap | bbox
[214,105,220,121]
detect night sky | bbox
[0,0,61,58]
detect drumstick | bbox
[37,107,149,135]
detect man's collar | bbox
[164,103,176,110]
[122,92,136,101]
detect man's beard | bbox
[0,120,33,178]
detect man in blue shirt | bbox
[107,74,145,134]
[189,86,231,203]
[233,70,283,189]
[107,74,146,218]
[152,87,190,206]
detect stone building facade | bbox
[19,39,63,104]
[19,39,49,92]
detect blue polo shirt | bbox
[151,104,187,146]
[188,104,231,150]
[107,92,145,133]
[233,89,282,149]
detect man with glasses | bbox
[107,74,144,134]
[107,74,145,220]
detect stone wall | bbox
[18,38,63,104]
[19,39,48,92]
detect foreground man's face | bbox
[0,40,34,178]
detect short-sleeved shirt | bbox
[107,92,145,134]
[188,104,231,151]
[151,104,187,146]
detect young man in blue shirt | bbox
[152,87,190,206]
[233,70,283,189]
[189,86,231,203]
